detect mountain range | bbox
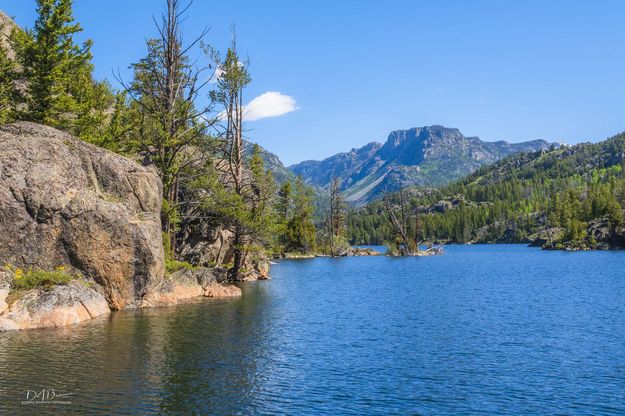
[286,126,554,204]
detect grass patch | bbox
[9,266,75,291]
[2,265,86,305]
[165,259,197,275]
[162,232,198,275]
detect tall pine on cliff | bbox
[1,0,323,268]
[10,0,113,137]
[212,39,252,278]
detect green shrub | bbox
[165,259,197,274]
[6,265,75,290]
[162,231,172,260]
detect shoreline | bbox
[3,242,618,333]
[0,267,247,332]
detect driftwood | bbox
[422,245,444,255]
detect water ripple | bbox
[0,245,624,415]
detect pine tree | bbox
[286,176,316,253]
[275,181,293,249]
[212,34,252,279]
[277,181,292,224]
[97,92,138,154]
[0,40,15,124]
[14,0,107,134]
[249,144,278,247]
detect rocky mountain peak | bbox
[289,125,554,205]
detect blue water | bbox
[1,245,624,415]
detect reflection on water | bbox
[1,245,625,415]
[0,284,272,415]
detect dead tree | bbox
[212,32,252,280]
[327,177,346,256]
[117,0,216,255]
[384,190,420,255]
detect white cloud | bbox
[245,91,299,121]
[208,67,224,83]
[209,61,244,83]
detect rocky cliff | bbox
[0,10,17,59]
[0,122,165,309]
[177,212,270,280]
[0,123,242,330]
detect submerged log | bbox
[386,244,444,257]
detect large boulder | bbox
[0,122,164,310]
[587,218,625,248]
[527,228,563,247]
[0,281,109,331]
[339,247,381,256]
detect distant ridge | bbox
[289,126,554,204]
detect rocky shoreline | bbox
[278,246,447,258]
[428,216,625,252]
[276,247,382,260]
[0,267,243,331]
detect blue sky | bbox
[3,1,625,165]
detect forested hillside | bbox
[348,132,625,250]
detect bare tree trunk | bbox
[163,0,180,255]
[231,226,244,280]
[386,196,420,256]
[328,177,345,257]
[329,202,335,256]
[414,208,420,254]
[226,39,247,280]
[117,0,216,263]
[388,209,411,252]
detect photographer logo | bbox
[21,389,73,406]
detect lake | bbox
[0,245,624,415]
